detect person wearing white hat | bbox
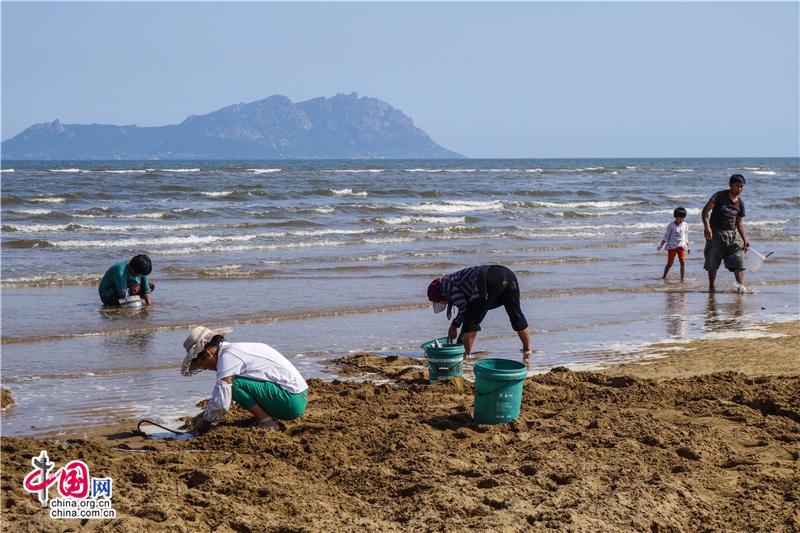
[181,326,308,432]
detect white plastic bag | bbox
[744,248,769,273]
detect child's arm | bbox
[658,224,672,250]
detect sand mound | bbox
[1,388,14,409]
[2,360,798,532]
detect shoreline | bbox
[1,322,798,530]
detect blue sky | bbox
[2,2,798,157]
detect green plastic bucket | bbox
[421,337,464,383]
[473,358,527,424]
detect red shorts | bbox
[667,247,686,264]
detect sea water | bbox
[1,158,798,435]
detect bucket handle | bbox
[475,379,521,398]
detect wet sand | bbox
[1,322,798,532]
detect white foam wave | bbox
[161,168,200,172]
[355,254,395,262]
[313,207,335,214]
[669,169,694,172]
[204,264,242,272]
[747,219,789,226]
[444,169,478,172]
[156,237,413,256]
[332,169,384,173]
[49,168,84,173]
[10,208,52,215]
[404,200,503,214]
[32,197,66,203]
[285,228,371,237]
[519,222,663,232]
[201,191,233,197]
[7,222,212,233]
[363,237,415,245]
[529,200,637,209]
[663,194,704,200]
[118,213,169,219]
[633,208,702,216]
[330,188,368,197]
[0,169,15,173]
[53,234,258,249]
[403,168,444,173]
[248,168,282,174]
[752,171,776,175]
[377,216,466,225]
[98,169,150,174]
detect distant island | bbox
[1,93,463,160]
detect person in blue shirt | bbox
[98,254,154,306]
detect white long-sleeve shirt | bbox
[662,221,689,250]
[202,342,308,422]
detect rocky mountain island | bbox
[1,93,463,160]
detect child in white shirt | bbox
[657,207,691,281]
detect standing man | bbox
[427,265,532,357]
[701,174,750,292]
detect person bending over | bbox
[181,326,308,432]
[427,265,531,357]
[98,254,155,306]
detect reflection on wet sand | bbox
[102,330,155,355]
[665,291,689,338]
[704,293,746,332]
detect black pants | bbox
[459,265,528,335]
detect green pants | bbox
[232,376,307,421]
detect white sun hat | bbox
[181,325,233,376]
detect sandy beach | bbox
[1,321,798,532]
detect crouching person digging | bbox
[181,326,308,432]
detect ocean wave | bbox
[32,197,66,204]
[752,171,777,175]
[4,239,55,249]
[517,222,663,232]
[2,222,213,233]
[72,212,170,220]
[0,168,14,173]
[332,169,384,173]
[201,191,234,197]
[375,216,466,225]
[248,168,282,174]
[663,194,704,201]
[525,200,639,209]
[9,208,53,215]
[49,168,85,173]
[0,273,102,287]
[403,200,503,214]
[669,169,694,172]
[155,237,415,255]
[97,169,150,174]
[49,233,259,249]
[161,168,200,172]
[747,219,790,226]
[330,188,368,197]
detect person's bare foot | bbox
[708,286,716,293]
[258,416,280,432]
